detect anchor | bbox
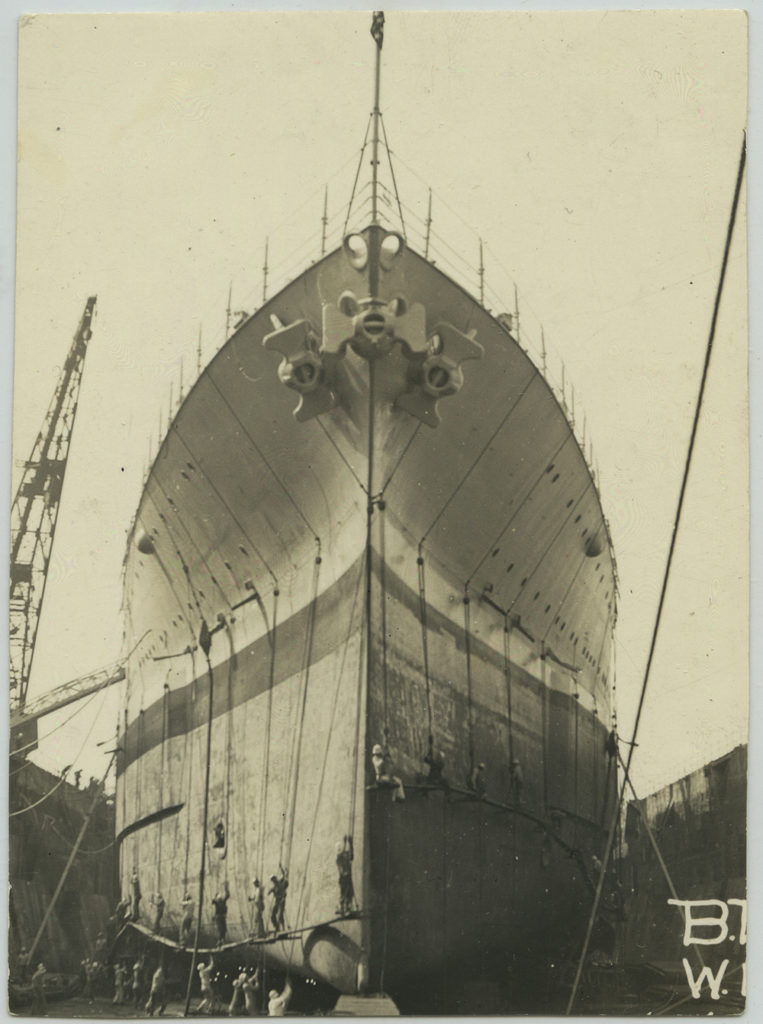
[396,323,484,428]
[262,319,338,422]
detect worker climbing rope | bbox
[509,758,523,804]
[371,742,405,801]
[150,890,165,933]
[336,835,355,916]
[468,761,487,799]
[269,867,289,934]
[211,880,231,945]
[179,891,194,946]
[249,877,266,938]
[130,866,142,921]
[423,744,447,789]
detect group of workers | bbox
[115,954,290,1016]
[196,958,291,1016]
[111,955,165,1014]
[112,862,292,951]
[15,947,291,1017]
[80,952,109,1003]
[372,739,526,805]
[12,949,48,1013]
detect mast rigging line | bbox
[378,113,406,239]
[264,146,372,244]
[265,190,363,277]
[344,115,373,235]
[565,131,746,1016]
[371,147,571,382]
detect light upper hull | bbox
[117,228,616,1009]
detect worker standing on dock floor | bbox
[31,962,47,1014]
[131,957,144,1008]
[242,969,260,1015]
[16,946,31,984]
[82,958,95,1003]
[113,961,127,1004]
[196,957,216,1013]
[145,962,167,1016]
[268,979,292,1017]
[228,970,247,1015]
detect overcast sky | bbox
[9,9,749,798]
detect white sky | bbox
[6,8,751,802]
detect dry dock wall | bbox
[9,761,117,973]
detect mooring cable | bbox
[565,131,746,1016]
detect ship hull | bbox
[117,230,616,1010]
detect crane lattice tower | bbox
[9,296,97,711]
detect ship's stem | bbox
[364,356,376,729]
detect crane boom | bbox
[9,660,125,756]
[9,296,97,710]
